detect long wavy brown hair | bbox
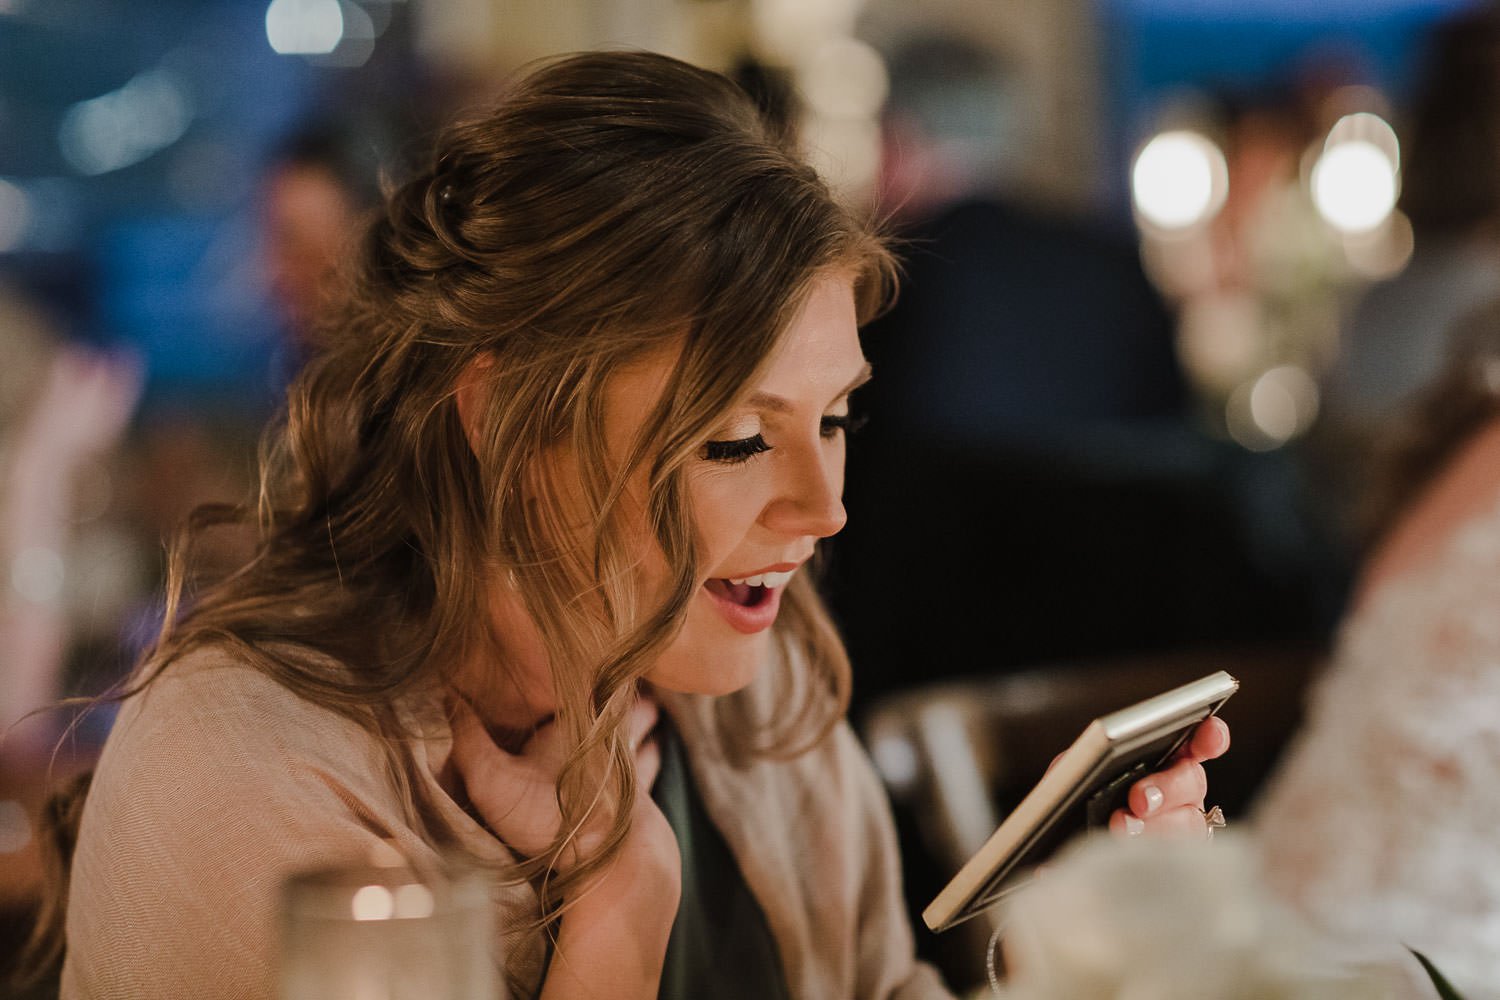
[19,50,895,988]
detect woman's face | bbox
[606,272,868,696]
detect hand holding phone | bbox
[924,671,1238,933]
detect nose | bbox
[761,442,847,539]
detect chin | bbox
[646,623,771,697]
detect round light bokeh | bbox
[1311,140,1398,234]
[1131,130,1229,231]
[266,0,345,56]
[1226,365,1320,451]
[350,884,395,922]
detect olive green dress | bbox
[653,722,792,1000]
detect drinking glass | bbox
[280,859,498,1000]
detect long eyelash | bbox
[821,413,869,438]
[703,434,771,463]
[703,414,865,463]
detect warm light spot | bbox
[1131,131,1228,231]
[1311,115,1400,234]
[750,0,862,62]
[393,883,435,919]
[1328,111,1400,172]
[1227,366,1319,451]
[350,884,394,921]
[1249,372,1301,442]
[798,37,887,120]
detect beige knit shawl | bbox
[61,648,953,1000]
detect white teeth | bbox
[723,569,796,589]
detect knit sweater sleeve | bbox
[834,721,957,1000]
[60,656,464,999]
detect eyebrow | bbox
[745,362,874,414]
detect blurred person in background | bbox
[833,34,1300,715]
[864,34,1186,452]
[0,286,142,755]
[1315,7,1500,550]
[1255,299,1500,997]
[16,52,1233,1000]
[92,115,421,641]
[262,117,403,360]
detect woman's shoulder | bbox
[95,644,393,805]
[120,642,362,725]
[65,647,460,1000]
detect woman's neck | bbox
[450,589,557,745]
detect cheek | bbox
[689,472,768,569]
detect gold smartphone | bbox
[922,670,1239,933]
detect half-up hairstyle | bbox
[23,49,896,985]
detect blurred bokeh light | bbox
[265,0,345,56]
[798,36,888,120]
[1311,113,1401,234]
[1131,129,1229,231]
[58,68,194,177]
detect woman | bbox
[1256,300,1500,995]
[36,52,1227,999]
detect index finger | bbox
[1174,716,1230,763]
[447,696,509,780]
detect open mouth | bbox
[703,579,772,608]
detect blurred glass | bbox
[280,860,498,1000]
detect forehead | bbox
[754,272,864,396]
[605,272,864,419]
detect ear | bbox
[454,354,496,455]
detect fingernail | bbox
[1143,785,1164,815]
[1124,814,1144,837]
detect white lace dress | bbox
[1254,495,1500,998]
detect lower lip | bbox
[702,583,783,634]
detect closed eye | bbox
[702,434,771,464]
[702,413,865,464]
